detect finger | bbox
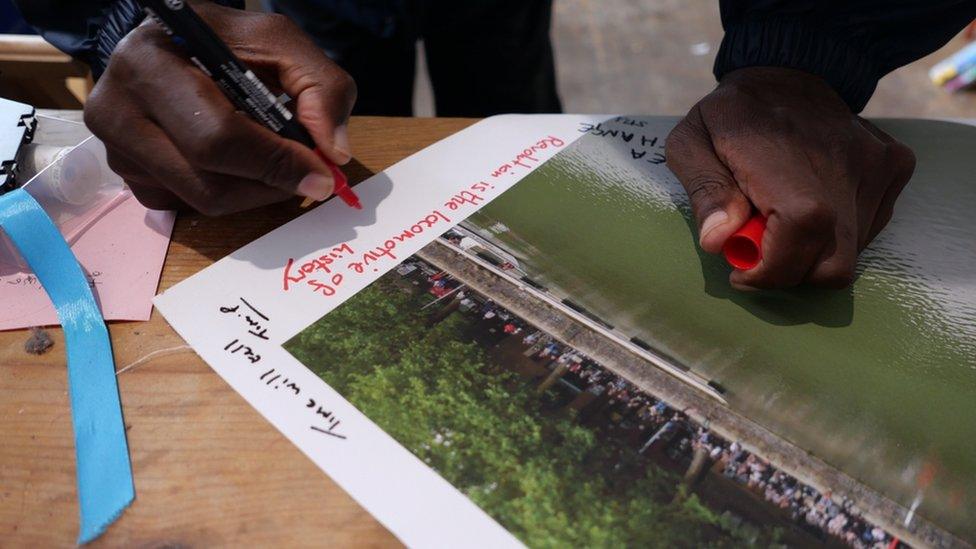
[105,148,186,211]
[666,105,752,254]
[87,94,188,211]
[208,9,358,164]
[287,65,357,165]
[110,161,183,210]
[803,209,858,288]
[858,120,916,244]
[116,25,336,200]
[852,119,901,248]
[867,146,913,243]
[93,100,184,210]
[128,182,186,212]
[100,115,293,216]
[730,197,835,289]
[184,171,298,216]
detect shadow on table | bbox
[173,158,380,264]
[684,217,855,329]
[230,170,395,271]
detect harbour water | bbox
[468,116,976,539]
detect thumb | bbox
[198,4,358,166]
[275,46,357,166]
[665,106,752,253]
[292,77,357,166]
[210,118,338,200]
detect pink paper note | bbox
[0,192,175,331]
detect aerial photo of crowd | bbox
[400,239,904,549]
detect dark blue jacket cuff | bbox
[713,18,880,113]
[15,0,244,79]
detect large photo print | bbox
[157,115,975,547]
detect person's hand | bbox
[665,67,915,290]
[85,3,356,215]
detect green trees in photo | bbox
[285,278,767,547]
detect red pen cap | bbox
[722,214,766,270]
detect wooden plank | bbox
[0,36,77,64]
[0,116,475,547]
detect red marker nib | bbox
[722,214,766,270]
[316,148,362,210]
[333,179,362,210]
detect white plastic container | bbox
[0,136,126,270]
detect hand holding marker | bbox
[136,0,361,210]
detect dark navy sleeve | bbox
[714,0,976,112]
[12,0,243,79]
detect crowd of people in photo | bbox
[399,250,901,549]
[719,443,895,547]
[515,327,897,548]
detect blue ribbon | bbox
[0,189,134,544]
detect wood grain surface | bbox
[0,116,475,548]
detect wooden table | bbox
[0,116,475,547]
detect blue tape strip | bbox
[0,189,134,544]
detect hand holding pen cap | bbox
[666,69,915,291]
[85,1,358,215]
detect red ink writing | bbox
[346,210,452,275]
[491,135,566,177]
[283,243,356,292]
[277,134,567,301]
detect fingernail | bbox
[700,211,728,244]
[297,172,334,201]
[333,125,352,163]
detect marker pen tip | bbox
[314,148,362,211]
